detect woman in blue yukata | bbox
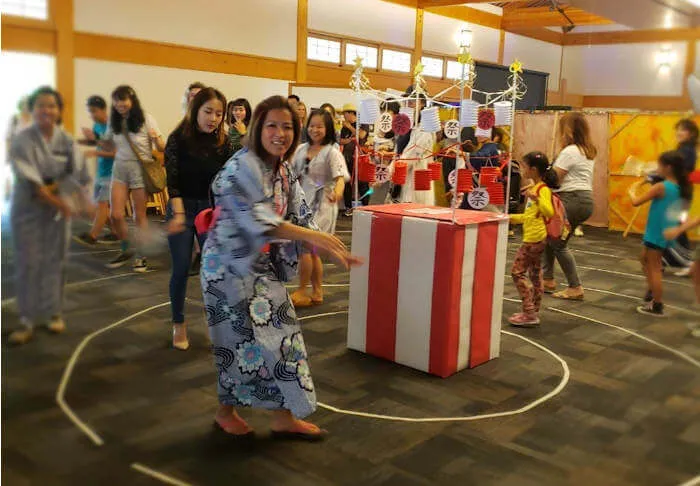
[8,86,92,345]
[201,95,361,440]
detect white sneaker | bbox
[133,257,148,273]
[674,267,692,277]
[574,226,584,237]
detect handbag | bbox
[123,120,166,194]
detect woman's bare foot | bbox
[215,409,253,435]
[270,410,326,440]
[543,279,557,294]
[310,290,323,305]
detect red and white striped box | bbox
[348,203,509,378]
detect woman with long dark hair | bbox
[101,85,165,272]
[543,112,597,300]
[8,86,92,345]
[201,95,360,438]
[227,97,252,154]
[165,88,234,350]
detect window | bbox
[381,49,411,73]
[307,36,341,64]
[0,0,47,19]
[421,56,444,78]
[446,60,469,80]
[345,43,378,69]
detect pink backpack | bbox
[536,185,571,242]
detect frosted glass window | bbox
[421,56,444,78]
[1,0,47,19]
[345,43,378,69]
[307,37,341,63]
[447,60,470,80]
[382,49,411,73]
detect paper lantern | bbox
[358,155,375,183]
[414,169,432,191]
[456,169,473,192]
[486,183,505,205]
[428,161,442,181]
[392,161,408,184]
[359,98,380,124]
[475,127,492,139]
[420,107,441,133]
[459,100,478,127]
[479,170,499,186]
[494,101,513,126]
[399,106,415,127]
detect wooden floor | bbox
[2,213,700,486]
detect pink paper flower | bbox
[392,113,412,136]
[478,109,495,130]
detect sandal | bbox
[290,290,313,308]
[310,292,323,305]
[543,281,557,294]
[552,289,584,301]
[271,421,327,442]
[214,414,254,437]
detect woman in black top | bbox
[165,87,234,350]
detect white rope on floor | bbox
[130,463,193,486]
[55,301,171,446]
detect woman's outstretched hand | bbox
[311,232,363,270]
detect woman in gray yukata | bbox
[8,86,92,345]
[201,96,360,440]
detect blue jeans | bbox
[167,198,210,324]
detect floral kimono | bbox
[201,148,318,418]
[10,125,90,323]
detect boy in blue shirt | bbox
[74,96,117,245]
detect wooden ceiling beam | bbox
[563,27,700,45]
[506,27,564,44]
[424,4,503,30]
[502,6,613,28]
[417,0,472,7]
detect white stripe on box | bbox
[489,220,510,359]
[395,217,437,372]
[457,225,478,370]
[347,211,372,352]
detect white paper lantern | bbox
[399,106,415,127]
[420,107,441,133]
[475,127,493,139]
[358,98,380,124]
[494,101,513,126]
[459,99,479,127]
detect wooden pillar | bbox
[52,0,75,132]
[296,0,309,82]
[497,29,506,65]
[413,7,424,69]
[682,39,697,106]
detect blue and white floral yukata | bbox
[201,148,318,418]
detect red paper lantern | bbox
[392,161,408,184]
[456,169,473,192]
[480,173,498,185]
[414,169,432,191]
[428,161,442,181]
[358,156,375,183]
[486,183,505,205]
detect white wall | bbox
[74,0,298,61]
[292,87,356,112]
[422,12,499,63]
[74,59,289,137]
[503,33,562,90]
[308,0,415,48]
[561,42,688,96]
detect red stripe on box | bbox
[429,223,465,377]
[366,214,402,361]
[469,222,498,368]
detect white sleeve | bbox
[329,146,350,181]
[554,146,578,172]
[145,113,163,138]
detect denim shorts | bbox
[93,177,112,203]
[111,159,144,189]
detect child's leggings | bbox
[511,241,547,314]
